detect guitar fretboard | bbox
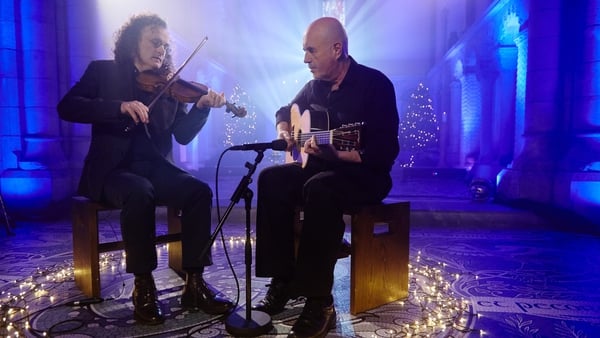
[293,126,360,150]
[294,130,334,145]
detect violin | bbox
[136,70,247,118]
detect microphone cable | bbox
[212,148,243,313]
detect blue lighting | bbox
[584,62,600,126]
[500,11,520,44]
[571,181,600,204]
[0,170,53,211]
[0,0,599,221]
[571,180,600,223]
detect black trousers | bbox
[255,161,391,298]
[101,159,213,274]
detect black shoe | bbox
[181,272,233,315]
[132,275,165,325]
[287,298,336,338]
[252,278,292,315]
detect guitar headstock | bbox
[332,122,363,151]
[338,122,364,131]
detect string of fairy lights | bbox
[0,239,482,337]
[399,250,479,336]
[223,84,284,166]
[398,82,440,168]
[224,81,442,169]
[1,261,74,336]
[224,84,258,149]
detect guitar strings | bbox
[292,130,359,146]
[294,131,352,142]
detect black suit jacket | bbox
[57,60,210,200]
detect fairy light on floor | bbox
[0,234,252,336]
[394,250,478,336]
[1,262,74,337]
[3,239,480,336]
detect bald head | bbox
[305,17,348,59]
[302,17,350,83]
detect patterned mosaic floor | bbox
[1,201,600,337]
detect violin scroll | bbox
[225,102,247,117]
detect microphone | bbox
[229,139,288,151]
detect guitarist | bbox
[253,17,399,338]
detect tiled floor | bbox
[1,175,600,337]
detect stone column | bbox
[447,77,462,167]
[495,45,517,166]
[512,31,528,160]
[474,53,499,182]
[558,0,600,220]
[459,57,482,166]
[498,0,600,223]
[496,0,562,204]
[0,1,70,217]
[470,44,518,191]
[0,1,20,173]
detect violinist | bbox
[57,13,233,325]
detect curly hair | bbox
[113,13,174,74]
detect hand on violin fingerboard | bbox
[196,89,226,109]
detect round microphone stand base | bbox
[225,309,272,337]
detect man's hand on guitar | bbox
[304,135,363,163]
[277,124,295,151]
[281,107,363,165]
[304,136,339,162]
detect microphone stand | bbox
[198,149,271,336]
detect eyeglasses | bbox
[149,38,170,53]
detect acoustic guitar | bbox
[286,103,363,166]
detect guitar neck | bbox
[296,130,334,146]
[286,104,361,165]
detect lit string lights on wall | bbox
[0,241,482,337]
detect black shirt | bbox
[275,56,399,173]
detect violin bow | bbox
[140,36,209,138]
[145,36,208,111]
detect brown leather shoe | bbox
[287,298,336,338]
[181,272,233,315]
[252,278,292,315]
[132,275,164,325]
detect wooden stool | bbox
[349,202,410,314]
[295,201,410,314]
[71,196,183,298]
